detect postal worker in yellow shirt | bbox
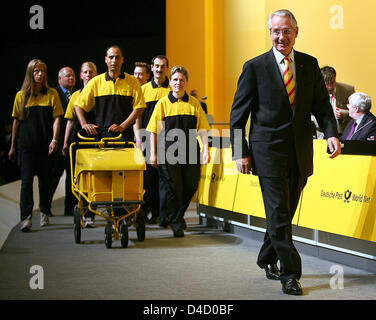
[75,45,145,141]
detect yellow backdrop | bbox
[166,0,376,123]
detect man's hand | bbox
[49,140,57,155]
[136,139,145,151]
[8,146,16,161]
[82,123,99,135]
[327,137,341,159]
[150,153,158,168]
[202,149,210,165]
[62,143,70,157]
[334,107,345,119]
[108,124,124,133]
[235,156,252,174]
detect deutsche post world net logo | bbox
[320,189,371,204]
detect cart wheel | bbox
[73,207,81,244]
[136,209,146,242]
[105,223,112,248]
[120,223,129,248]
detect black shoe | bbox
[46,212,54,217]
[173,229,184,238]
[181,218,187,230]
[159,218,170,228]
[281,278,302,295]
[148,216,159,225]
[264,264,280,280]
[64,208,74,216]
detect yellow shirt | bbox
[64,90,81,120]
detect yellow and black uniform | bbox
[64,89,80,121]
[77,71,145,141]
[142,78,170,128]
[141,78,170,223]
[12,87,63,220]
[65,89,95,142]
[146,91,210,233]
[64,89,94,219]
[12,88,63,149]
[65,89,81,143]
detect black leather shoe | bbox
[281,278,302,295]
[64,208,73,216]
[181,218,187,230]
[173,229,184,238]
[264,264,280,280]
[159,218,170,228]
[148,216,159,225]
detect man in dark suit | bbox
[342,92,376,141]
[311,66,355,138]
[230,9,341,295]
[50,66,77,216]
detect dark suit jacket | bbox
[341,112,376,141]
[54,85,69,152]
[230,48,338,178]
[335,82,355,133]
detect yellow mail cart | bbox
[69,132,146,248]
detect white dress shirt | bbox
[272,47,296,80]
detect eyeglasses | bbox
[271,28,294,36]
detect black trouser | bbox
[143,164,160,219]
[49,152,77,215]
[256,156,307,282]
[18,148,52,221]
[158,163,200,232]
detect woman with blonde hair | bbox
[9,59,64,231]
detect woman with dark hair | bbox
[9,59,63,231]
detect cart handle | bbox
[77,128,123,142]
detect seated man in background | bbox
[342,92,376,141]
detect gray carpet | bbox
[0,198,376,300]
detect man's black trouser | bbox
[256,155,307,282]
[49,152,77,215]
[143,164,160,220]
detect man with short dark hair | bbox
[134,62,151,86]
[318,66,355,136]
[140,54,170,225]
[75,45,145,141]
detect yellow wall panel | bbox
[166,0,206,106]
[198,141,376,242]
[197,147,238,211]
[298,140,376,241]
[167,0,376,124]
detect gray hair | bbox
[267,9,298,31]
[170,66,189,81]
[349,92,372,113]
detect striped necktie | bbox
[66,91,71,102]
[283,57,295,108]
[330,94,335,107]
